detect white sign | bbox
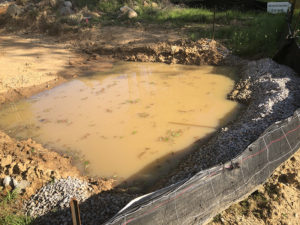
[267,2,291,14]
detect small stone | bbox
[12,178,19,189]
[6,4,22,17]
[0,155,12,167]
[64,1,72,8]
[151,2,158,8]
[18,180,30,190]
[83,11,101,19]
[143,1,149,7]
[3,176,11,187]
[119,6,137,19]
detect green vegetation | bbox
[212,213,222,223]
[69,0,299,57]
[0,214,33,225]
[159,129,182,142]
[0,189,33,225]
[83,160,90,170]
[1,189,19,205]
[97,0,123,13]
[239,200,250,216]
[135,7,286,57]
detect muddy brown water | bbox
[0,62,241,188]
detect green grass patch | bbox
[97,0,123,14]
[189,12,285,57]
[212,214,222,223]
[136,7,256,25]
[1,189,19,205]
[0,214,33,225]
[68,0,295,57]
[132,6,286,57]
[0,189,34,225]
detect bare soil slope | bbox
[209,149,300,225]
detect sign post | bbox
[267,2,292,14]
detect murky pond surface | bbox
[0,62,241,186]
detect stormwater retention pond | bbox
[0,62,241,188]
[20,58,300,225]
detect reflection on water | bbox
[0,62,241,186]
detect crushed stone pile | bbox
[166,58,300,185]
[25,177,90,217]
[30,190,136,225]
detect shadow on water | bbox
[31,102,243,225]
[83,61,239,81]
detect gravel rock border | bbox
[167,57,300,185]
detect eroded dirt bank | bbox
[209,149,300,225]
[0,28,299,225]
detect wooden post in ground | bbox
[70,198,82,225]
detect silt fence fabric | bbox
[104,109,300,225]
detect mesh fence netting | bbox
[104,109,300,225]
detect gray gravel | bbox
[24,58,300,225]
[25,177,90,218]
[167,58,300,184]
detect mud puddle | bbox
[0,62,241,187]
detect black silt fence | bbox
[104,109,300,225]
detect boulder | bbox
[64,1,72,8]
[6,4,22,17]
[120,6,137,19]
